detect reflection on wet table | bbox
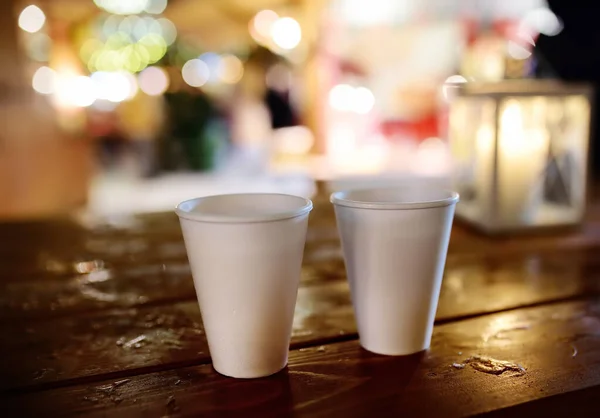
[2,192,600,416]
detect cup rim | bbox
[176,193,313,223]
[330,187,459,210]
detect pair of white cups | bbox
[176,187,459,379]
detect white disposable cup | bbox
[331,187,459,356]
[176,193,312,378]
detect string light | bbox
[182,59,210,87]
[18,5,46,33]
[138,66,169,95]
[271,17,302,50]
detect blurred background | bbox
[0,0,592,219]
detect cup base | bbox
[360,341,429,357]
[212,362,287,379]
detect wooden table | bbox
[2,190,600,417]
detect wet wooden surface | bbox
[2,192,600,416]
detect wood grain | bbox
[3,244,600,321]
[3,250,600,391]
[4,300,599,417]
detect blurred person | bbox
[228,47,300,173]
[264,61,298,129]
[228,48,274,173]
[534,1,600,176]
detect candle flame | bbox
[501,101,523,135]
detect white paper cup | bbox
[176,193,312,378]
[331,187,459,356]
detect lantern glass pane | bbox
[450,86,590,233]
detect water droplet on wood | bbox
[453,356,526,376]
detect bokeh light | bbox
[102,15,120,38]
[94,0,149,15]
[157,18,177,45]
[18,5,46,33]
[353,87,375,114]
[182,59,210,87]
[271,17,302,50]
[31,66,56,95]
[217,54,244,84]
[329,84,355,112]
[520,7,563,37]
[53,74,97,108]
[138,66,169,95]
[253,10,279,38]
[199,52,222,83]
[80,39,103,63]
[91,71,138,102]
[273,126,314,155]
[145,0,168,14]
[139,33,168,63]
[86,29,168,73]
[329,84,376,114]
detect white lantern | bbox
[448,80,592,234]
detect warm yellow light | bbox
[53,74,97,108]
[329,84,374,114]
[80,39,103,63]
[329,84,355,112]
[353,87,375,114]
[182,59,210,87]
[18,5,45,33]
[94,0,149,15]
[91,71,138,103]
[253,10,279,38]
[475,125,494,154]
[500,100,547,157]
[138,33,167,63]
[217,55,244,84]
[271,17,302,50]
[138,66,169,95]
[32,66,56,95]
[273,126,314,155]
[500,101,523,138]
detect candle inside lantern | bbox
[497,101,549,225]
[475,124,494,222]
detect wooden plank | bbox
[477,385,600,417]
[0,282,352,391]
[2,242,600,321]
[4,300,600,417]
[3,251,600,391]
[4,202,600,277]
